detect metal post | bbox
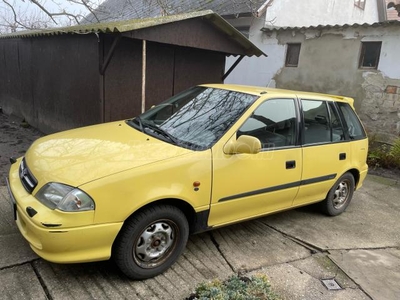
[141,40,147,113]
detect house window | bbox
[354,0,366,9]
[285,43,301,67]
[359,42,382,69]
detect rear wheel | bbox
[113,205,189,279]
[321,172,355,216]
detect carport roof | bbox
[0,10,266,57]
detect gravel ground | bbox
[0,111,44,185]
[0,110,398,186]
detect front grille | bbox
[19,158,38,194]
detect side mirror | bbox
[224,135,261,155]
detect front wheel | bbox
[113,205,189,279]
[321,172,355,216]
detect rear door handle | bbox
[286,160,296,169]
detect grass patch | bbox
[186,274,280,300]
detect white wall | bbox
[225,17,285,87]
[265,0,380,28]
[360,28,400,78]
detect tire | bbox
[321,172,355,216]
[113,205,189,280]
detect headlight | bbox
[35,183,95,212]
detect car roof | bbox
[201,84,354,106]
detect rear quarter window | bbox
[337,102,366,140]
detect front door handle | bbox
[286,160,296,169]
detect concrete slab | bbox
[211,219,311,272]
[0,186,19,235]
[330,249,400,300]
[258,260,370,300]
[259,176,400,250]
[290,253,359,290]
[0,234,38,268]
[0,187,39,268]
[33,233,233,300]
[0,264,47,300]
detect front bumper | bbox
[7,161,123,263]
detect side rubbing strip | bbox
[219,181,301,202]
[218,173,337,203]
[301,174,336,185]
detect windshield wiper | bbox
[127,117,144,132]
[142,121,178,145]
[128,117,178,144]
[135,116,144,132]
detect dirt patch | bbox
[0,111,44,185]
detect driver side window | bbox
[238,99,297,149]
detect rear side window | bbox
[302,100,347,144]
[337,103,366,140]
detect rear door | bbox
[294,98,352,206]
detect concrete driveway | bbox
[0,174,399,300]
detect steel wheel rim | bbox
[133,220,178,269]
[333,179,350,209]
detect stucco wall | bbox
[225,0,379,86]
[273,25,400,141]
[226,23,400,141]
[265,0,379,27]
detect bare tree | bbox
[0,0,103,34]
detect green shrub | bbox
[368,137,400,170]
[390,139,400,165]
[187,274,280,300]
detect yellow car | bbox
[7,84,368,279]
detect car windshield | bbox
[129,87,258,150]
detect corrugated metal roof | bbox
[261,20,400,32]
[0,10,266,57]
[83,0,266,24]
[0,11,212,39]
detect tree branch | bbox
[30,0,58,24]
[2,0,34,30]
[50,11,81,25]
[68,0,100,23]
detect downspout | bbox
[141,40,147,113]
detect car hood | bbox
[24,121,192,187]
